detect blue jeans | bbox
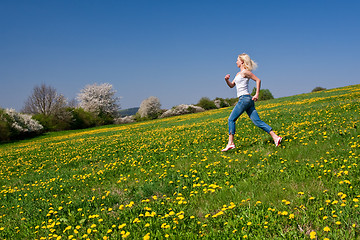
[228,95,272,135]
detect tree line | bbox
[1,83,120,142]
[3,82,319,143]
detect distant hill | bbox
[119,107,139,116]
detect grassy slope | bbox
[0,84,359,239]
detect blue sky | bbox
[1,0,359,111]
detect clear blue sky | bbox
[1,0,359,111]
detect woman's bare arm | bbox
[225,74,235,88]
[244,70,261,101]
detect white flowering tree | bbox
[77,83,120,118]
[137,96,161,119]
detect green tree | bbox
[251,88,274,101]
[197,97,217,110]
[312,86,326,92]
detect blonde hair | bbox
[238,53,258,71]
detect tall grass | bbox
[0,84,359,239]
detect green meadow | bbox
[0,84,359,240]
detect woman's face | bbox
[236,57,243,68]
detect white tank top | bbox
[234,71,250,97]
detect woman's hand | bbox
[224,74,235,88]
[252,94,259,102]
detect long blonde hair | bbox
[238,53,258,71]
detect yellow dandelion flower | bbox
[118,223,126,229]
[323,226,330,232]
[132,218,141,223]
[143,233,150,240]
[122,232,130,238]
[310,231,316,239]
[63,226,72,233]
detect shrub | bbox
[312,86,326,92]
[32,108,73,131]
[0,121,11,142]
[68,108,97,129]
[197,97,217,110]
[34,107,109,131]
[32,114,60,131]
[214,98,230,108]
[225,97,239,106]
[96,111,115,125]
[0,108,43,142]
[251,88,274,101]
[6,109,43,133]
[0,109,12,142]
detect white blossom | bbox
[77,83,120,117]
[5,108,43,132]
[115,116,135,124]
[137,96,161,119]
[160,104,204,118]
